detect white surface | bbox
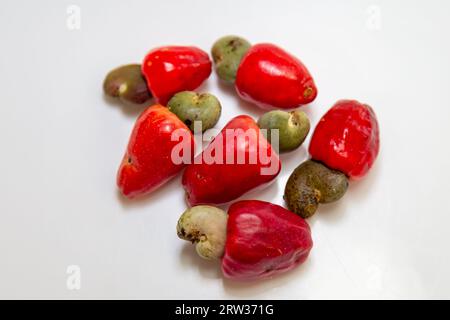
[1,0,449,299]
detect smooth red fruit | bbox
[117,105,195,198]
[235,43,317,110]
[142,46,212,105]
[309,100,380,179]
[222,200,313,281]
[182,115,281,206]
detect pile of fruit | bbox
[104,36,380,281]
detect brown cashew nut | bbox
[103,64,152,104]
[284,160,349,218]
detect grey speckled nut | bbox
[103,64,152,104]
[258,110,310,152]
[284,160,349,218]
[211,35,251,83]
[177,206,228,260]
[168,91,221,132]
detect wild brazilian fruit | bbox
[117,105,195,198]
[182,115,281,206]
[258,110,310,152]
[223,200,313,280]
[103,64,152,104]
[235,43,317,109]
[177,205,228,260]
[142,46,212,105]
[309,100,380,179]
[211,35,251,83]
[284,160,348,218]
[167,91,221,132]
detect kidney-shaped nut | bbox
[103,64,152,104]
[168,91,221,132]
[177,205,228,260]
[211,35,251,83]
[284,160,348,218]
[258,110,310,152]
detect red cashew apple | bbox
[182,115,281,206]
[235,43,317,110]
[309,100,380,179]
[222,200,313,280]
[141,46,212,105]
[117,105,195,198]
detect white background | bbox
[1,0,449,299]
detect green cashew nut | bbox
[168,91,221,132]
[177,206,228,260]
[284,160,349,218]
[258,110,310,152]
[103,64,152,104]
[211,35,251,83]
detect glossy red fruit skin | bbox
[309,100,380,179]
[141,46,212,105]
[222,200,313,281]
[117,105,195,198]
[182,115,281,206]
[235,43,317,110]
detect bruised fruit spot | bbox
[178,227,186,237]
[228,39,240,51]
[127,157,132,164]
[303,87,314,99]
[192,94,200,104]
[215,54,223,64]
[265,266,274,273]
[118,83,128,95]
[289,112,299,126]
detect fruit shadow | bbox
[222,257,314,298]
[103,94,152,118]
[347,160,381,200]
[196,77,214,93]
[310,200,348,225]
[224,180,280,210]
[179,237,315,296]
[297,101,317,119]
[216,79,264,119]
[116,174,185,211]
[179,243,223,279]
[310,161,382,225]
[279,146,309,170]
